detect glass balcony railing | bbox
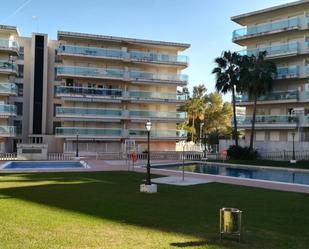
[0,39,19,52]
[56,66,188,83]
[55,86,123,97]
[236,90,299,103]
[128,91,187,101]
[130,70,188,82]
[56,66,125,79]
[128,129,187,138]
[58,45,124,59]
[277,66,299,78]
[238,115,298,125]
[0,126,16,137]
[56,107,123,117]
[130,50,188,64]
[0,60,17,74]
[129,110,187,119]
[233,16,300,39]
[55,127,122,136]
[0,83,18,95]
[238,42,299,57]
[0,104,16,116]
[58,44,188,64]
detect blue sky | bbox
[1,0,295,94]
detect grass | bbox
[0,171,309,249]
[207,159,309,169]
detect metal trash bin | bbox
[219,207,242,241]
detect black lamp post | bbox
[76,130,79,158]
[145,120,152,185]
[292,132,296,162]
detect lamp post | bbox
[145,120,152,185]
[291,132,296,163]
[75,130,79,158]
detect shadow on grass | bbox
[170,240,209,247]
[0,171,309,249]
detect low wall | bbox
[219,140,309,160]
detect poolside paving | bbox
[1,159,309,194]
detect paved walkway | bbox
[1,159,309,194]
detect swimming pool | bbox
[159,163,309,186]
[1,161,85,170]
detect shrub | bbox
[227,145,259,160]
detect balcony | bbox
[276,66,301,79]
[128,91,187,103]
[233,16,301,42]
[55,86,123,102]
[56,66,188,85]
[128,129,187,139]
[0,126,16,137]
[238,42,299,58]
[55,85,186,103]
[0,104,17,117]
[0,60,17,75]
[0,83,18,96]
[129,110,186,121]
[55,127,122,139]
[58,44,188,66]
[236,90,298,104]
[56,107,122,121]
[0,39,19,54]
[237,115,298,129]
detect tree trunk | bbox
[192,116,195,142]
[231,86,238,147]
[249,94,258,151]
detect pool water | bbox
[2,161,84,169]
[160,164,309,186]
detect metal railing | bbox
[47,153,75,161]
[0,153,17,161]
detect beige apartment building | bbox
[0,25,189,154]
[231,0,309,148]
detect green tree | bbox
[242,51,277,150]
[203,93,232,145]
[212,51,242,147]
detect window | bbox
[54,104,61,116]
[14,102,23,116]
[54,68,57,80]
[17,65,24,78]
[16,83,23,97]
[18,47,24,60]
[53,122,61,135]
[14,120,22,135]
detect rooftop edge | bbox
[57,31,190,50]
[231,0,309,24]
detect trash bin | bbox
[219,207,242,241]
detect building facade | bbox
[231,0,309,145]
[0,25,189,154]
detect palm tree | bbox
[193,84,207,98]
[243,51,277,151]
[212,51,242,147]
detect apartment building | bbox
[231,0,309,146]
[0,25,189,154]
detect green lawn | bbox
[0,171,309,249]
[208,159,309,169]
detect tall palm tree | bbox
[243,51,277,150]
[212,51,242,147]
